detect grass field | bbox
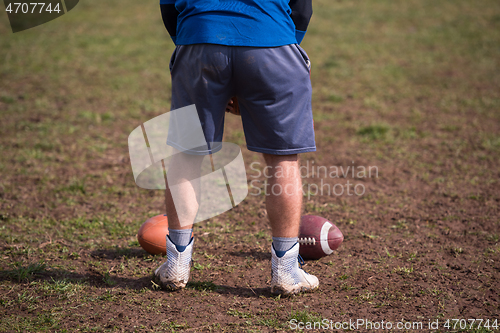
[1,0,499,332]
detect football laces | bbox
[298,237,316,246]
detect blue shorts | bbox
[169,44,316,155]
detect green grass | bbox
[36,278,86,298]
[0,313,61,332]
[227,308,253,318]
[4,261,46,282]
[257,317,282,328]
[356,124,391,140]
[289,309,323,324]
[186,281,218,292]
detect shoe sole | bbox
[271,283,318,295]
[152,272,187,291]
[163,282,186,291]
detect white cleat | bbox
[270,243,319,295]
[153,237,193,291]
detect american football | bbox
[225,96,241,116]
[298,215,344,260]
[137,214,169,255]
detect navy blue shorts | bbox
[169,44,316,155]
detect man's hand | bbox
[225,97,240,116]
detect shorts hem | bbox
[246,145,316,155]
[167,140,223,156]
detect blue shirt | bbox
[160,0,303,46]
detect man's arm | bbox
[289,0,313,44]
[160,3,179,44]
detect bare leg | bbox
[154,149,203,290]
[263,154,302,238]
[265,153,318,295]
[165,149,204,230]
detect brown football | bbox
[298,215,344,260]
[226,96,240,116]
[137,214,169,255]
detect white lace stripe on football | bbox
[320,222,334,255]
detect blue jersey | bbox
[160,0,311,46]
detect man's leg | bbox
[155,44,233,290]
[263,154,302,238]
[164,150,204,232]
[154,150,203,290]
[264,153,319,295]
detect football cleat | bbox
[153,236,193,290]
[270,242,319,295]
